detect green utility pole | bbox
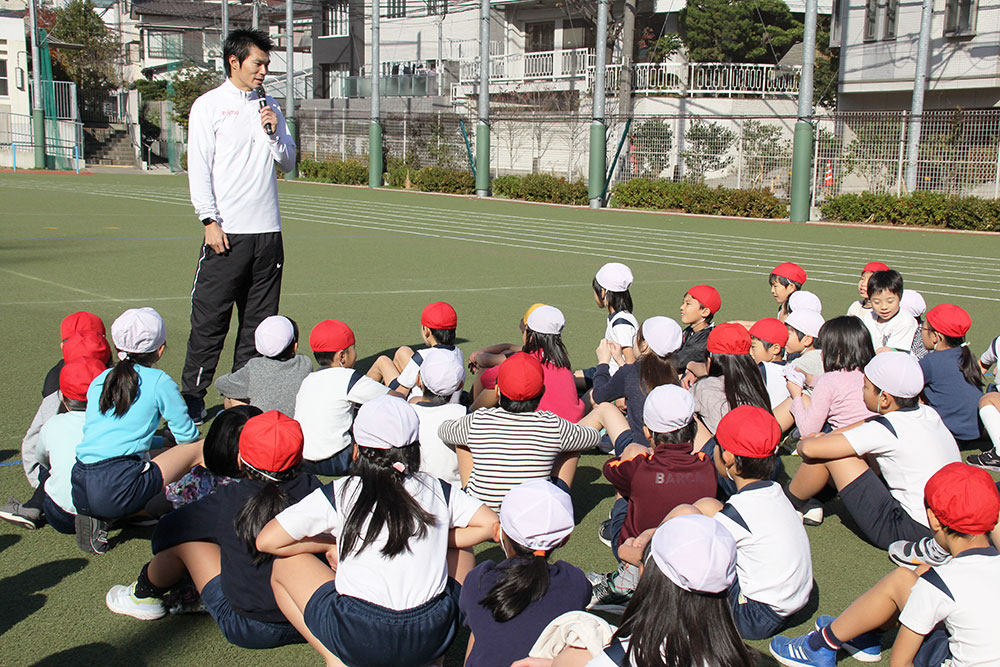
[28,0,45,168]
[789,0,817,222]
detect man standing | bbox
[183,29,296,423]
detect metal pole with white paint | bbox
[588,0,609,208]
[475,0,490,197]
[905,0,934,192]
[369,0,382,187]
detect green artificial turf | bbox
[1,172,998,665]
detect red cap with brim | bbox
[771,262,807,285]
[927,304,972,338]
[925,462,1000,534]
[309,320,355,353]
[716,405,781,459]
[863,262,890,273]
[498,352,545,401]
[239,411,304,473]
[687,285,721,314]
[706,323,751,356]
[61,311,105,341]
[60,357,107,401]
[62,331,112,366]
[749,318,789,347]
[421,302,458,330]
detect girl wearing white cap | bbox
[70,308,205,554]
[460,480,591,667]
[257,395,498,667]
[572,263,639,392]
[513,514,754,667]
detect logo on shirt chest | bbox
[221,109,240,118]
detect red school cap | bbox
[687,285,721,314]
[706,323,751,356]
[421,302,458,330]
[716,406,781,459]
[60,311,106,341]
[863,262,890,273]
[309,320,356,353]
[771,262,807,285]
[59,357,107,402]
[749,318,789,347]
[924,462,1000,534]
[497,352,545,401]
[926,304,972,338]
[62,330,112,366]
[239,411,304,473]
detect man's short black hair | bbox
[223,28,273,77]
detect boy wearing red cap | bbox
[675,285,719,386]
[770,462,1000,667]
[847,261,890,320]
[293,320,388,476]
[861,269,918,353]
[438,352,600,511]
[770,263,807,319]
[749,318,792,409]
[368,302,465,402]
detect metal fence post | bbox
[810,121,820,211]
[341,112,346,161]
[403,116,408,164]
[896,113,907,196]
[12,143,16,171]
[735,117,743,190]
[994,137,1000,200]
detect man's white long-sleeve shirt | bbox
[188,78,297,234]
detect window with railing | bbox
[525,21,554,52]
[385,0,405,18]
[147,30,183,59]
[863,0,878,41]
[944,0,977,35]
[884,0,898,39]
[0,59,7,97]
[427,0,446,15]
[323,0,349,36]
[561,19,594,49]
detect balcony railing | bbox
[459,48,593,84]
[329,73,438,98]
[595,62,801,97]
[30,80,78,120]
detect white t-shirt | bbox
[604,311,639,375]
[861,310,918,352]
[980,336,999,370]
[293,367,388,461]
[761,361,791,409]
[843,405,961,526]
[898,547,1000,667]
[846,300,869,320]
[393,345,465,391]
[714,481,813,617]
[413,402,467,484]
[275,472,482,611]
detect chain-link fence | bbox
[296,107,1000,201]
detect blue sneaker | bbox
[769,633,836,667]
[815,615,883,663]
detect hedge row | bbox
[611,178,788,219]
[820,191,1000,231]
[299,158,475,194]
[492,173,589,206]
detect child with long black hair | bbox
[70,308,204,554]
[460,480,590,667]
[919,304,984,443]
[573,263,639,393]
[105,410,319,651]
[257,395,498,667]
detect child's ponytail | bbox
[479,540,553,623]
[948,335,984,389]
[234,466,297,565]
[99,351,159,417]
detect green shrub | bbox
[491,174,522,199]
[386,157,417,188]
[612,178,788,218]
[821,191,1000,231]
[411,166,475,194]
[489,174,587,205]
[298,158,368,185]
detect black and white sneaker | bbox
[888,537,952,569]
[0,497,43,529]
[75,514,110,554]
[799,499,824,526]
[967,449,1000,472]
[586,571,631,613]
[598,519,614,548]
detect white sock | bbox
[979,404,1000,451]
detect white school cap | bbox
[255,316,295,357]
[650,514,737,594]
[419,348,466,396]
[900,290,927,319]
[500,479,575,552]
[788,290,822,314]
[111,307,166,360]
[642,317,683,357]
[864,351,924,398]
[526,305,566,335]
[785,310,825,339]
[353,395,420,449]
[595,262,633,292]
[643,384,695,433]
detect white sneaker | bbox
[106,582,166,620]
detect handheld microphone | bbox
[255,85,274,136]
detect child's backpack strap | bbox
[603,637,627,665]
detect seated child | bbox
[467,302,539,393]
[901,289,930,359]
[919,304,984,443]
[1,358,106,532]
[460,480,590,667]
[71,308,204,554]
[749,317,791,409]
[368,301,464,400]
[782,309,825,389]
[439,352,600,510]
[968,334,1000,471]
[770,462,1000,667]
[105,411,318,651]
[770,262,807,320]
[586,385,717,608]
[847,261,890,320]
[861,269,917,353]
[412,348,468,485]
[256,396,499,667]
[575,262,638,387]
[213,315,313,417]
[42,311,107,398]
[787,290,822,317]
[675,285,719,385]
[293,319,387,476]
[786,351,961,549]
